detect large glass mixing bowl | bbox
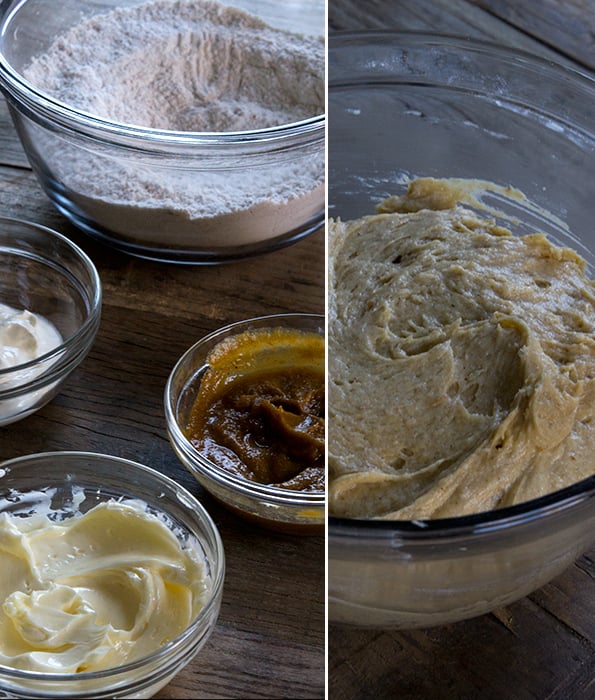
[0,0,325,264]
[328,31,595,628]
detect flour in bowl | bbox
[22,0,324,253]
[24,0,324,131]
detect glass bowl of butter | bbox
[328,32,595,627]
[165,313,325,535]
[0,217,101,426]
[0,451,225,698]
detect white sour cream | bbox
[0,303,62,373]
[0,303,63,422]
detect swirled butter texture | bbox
[0,500,209,673]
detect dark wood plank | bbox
[469,0,595,70]
[329,553,595,700]
[328,0,593,73]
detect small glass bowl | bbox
[328,32,595,627]
[0,451,225,699]
[0,217,101,426]
[165,313,325,535]
[0,0,325,264]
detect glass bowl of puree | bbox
[165,313,325,534]
[0,217,101,426]
[0,451,225,698]
[328,32,595,628]
[0,0,324,264]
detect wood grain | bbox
[329,582,595,700]
[468,0,595,69]
[329,0,594,73]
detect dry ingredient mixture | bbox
[0,500,209,673]
[186,326,325,492]
[23,0,324,249]
[329,178,595,520]
[24,0,323,131]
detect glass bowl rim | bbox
[165,312,325,506]
[0,0,325,147]
[328,29,595,88]
[0,215,101,382]
[0,449,226,683]
[329,474,595,540]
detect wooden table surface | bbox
[328,2,594,699]
[0,86,325,700]
[1,2,594,699]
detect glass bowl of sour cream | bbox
[0,0,324,264]
[0,217,101,425]
[0,451,225,699]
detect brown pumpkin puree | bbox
[329,178,595,519]
[186,326,325,492]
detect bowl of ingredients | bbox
[328,32,595,627]
[0,0,325,264]
[166,313,325,534]
[0,451,225,698]
[0,217,101,426]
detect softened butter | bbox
[0,500,210,673]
